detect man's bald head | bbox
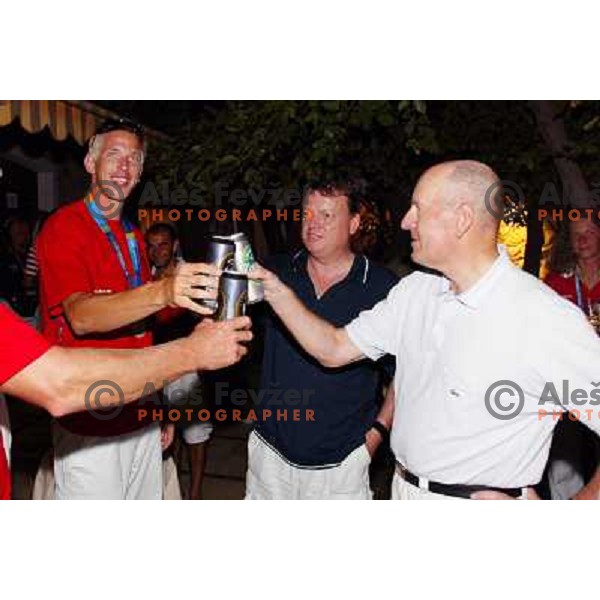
[419,160,502,231]
[403,160,503,273]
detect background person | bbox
[0,216,35,319]
[147,222,214,499]
[543,217,600,499]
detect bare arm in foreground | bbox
[2,317,252,418]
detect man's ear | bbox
[456,202,474,239]
[350,213,361,236]
[83,152,96,176]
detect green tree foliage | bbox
[146,100,600,211]
[147,100,439,208]
[143,100,600,265]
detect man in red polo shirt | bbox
[0,303,252,499]
[37,118,223,499]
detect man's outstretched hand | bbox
[249,264,290,304]
[186,316,253,371]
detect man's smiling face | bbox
[86,130,144,201]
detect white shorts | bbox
[164,373,213,445]
[53,422,162,500]
[391,472,461,500]
[391,472,528,500]
[181,421,213,445]
[245,431,372,500]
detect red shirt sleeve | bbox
[37,208,94,315]
[0,305,51,385]
[545,271,575,300]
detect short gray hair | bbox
[88,132,146,164]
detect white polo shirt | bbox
[346,249,600,487]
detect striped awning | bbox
[0,100,167,146]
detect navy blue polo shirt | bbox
[255,250,398,467]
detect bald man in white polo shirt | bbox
[252,160,600,500]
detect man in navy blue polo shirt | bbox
[245,178,398,500]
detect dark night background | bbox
[4,100,600,275]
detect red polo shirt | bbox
[37,199,153,437]
[545,271,600,307]
[0,305,52,499]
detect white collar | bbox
[438,246,511,309]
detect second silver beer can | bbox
[215,271,248,321]
[229,233,264,304]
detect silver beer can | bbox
[215,271,248,321]
[201,235,236,311]
[207,235,236,270]
[229,233,264,304]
